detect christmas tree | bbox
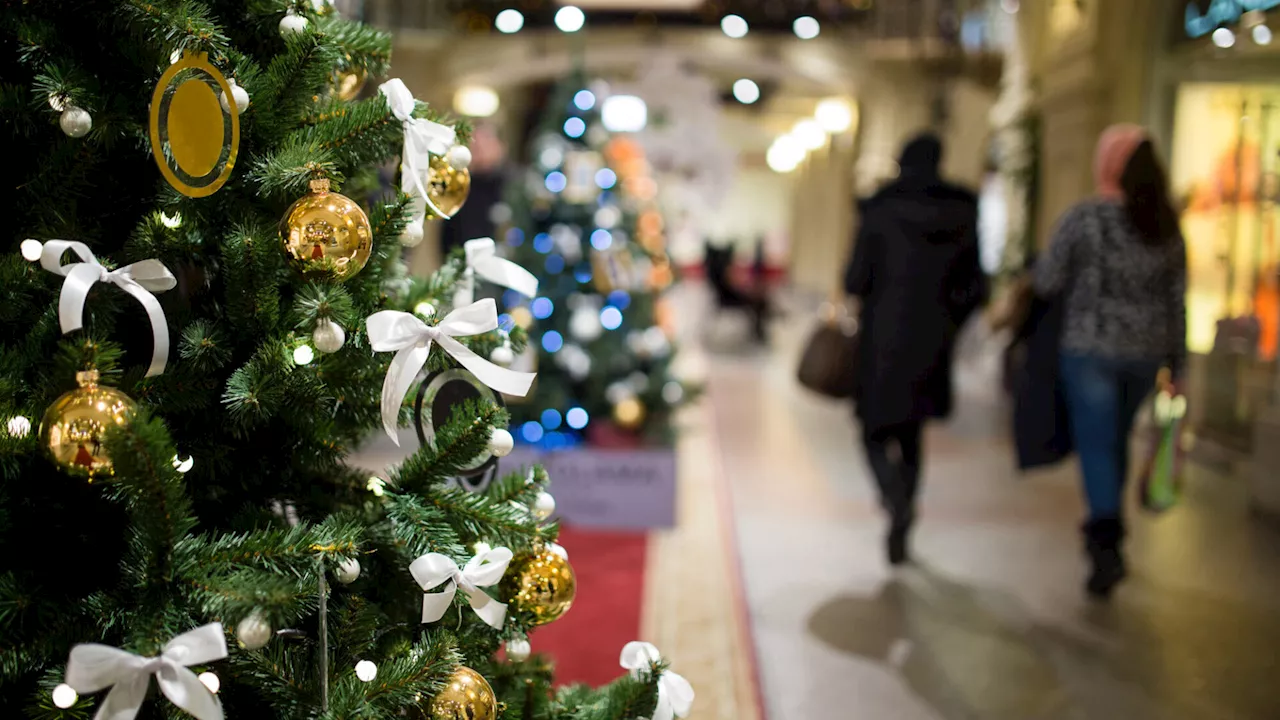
[501,78,690,448]
[0,3,691,719]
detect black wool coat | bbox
[844,177,988,432]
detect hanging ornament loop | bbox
[366,299,535,445]
[409,547,513,629]
[453,237,539,308]
[34,239,176,376]
[65,623,228,720]
[619,642,695,720]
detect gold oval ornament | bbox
[149,50,239,198]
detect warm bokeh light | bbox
[792,119,825,150]
[793,16,820,39]
[495,8,524,33]
[815,98,855,133]
[732,78,760,104]
[555,5,586,32]
[602,95,647,132]
[767,136,805,173]
[453,85,500,117]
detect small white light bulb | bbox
[793,16,820,40]
[720,14,748,38]
[555,5,585,32]
[1254,23,1273,45]
[198,671,220,694]
[7,415,31,438]
[355,660,377,682]
[293,344,315,366]
[474,541,493,555]
[160,211,182,228]
[1213,26,1236,48]
[172,454,194,473]
[367,476,387,496]
[52,683,78,708]
[20,240,42,262]
[732,78,760,105]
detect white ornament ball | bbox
[335,557,361,584]
[52,683,78,709]
[489,427,514,458]
[279,12,309,36]
[400,221,425,248]
[236,612,272,650]
[312,318,346,354]
[219,79,250,115]
[506,638,531,662]
[59,106,91,138]
[532,491,556,521]
[414,301,436,318]
[7,415,31,438]
[446,144,473,171]
[569,306,603,342]
[490,344,515,366]
[354,660,377,682]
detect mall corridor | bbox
[702,293,1280,720]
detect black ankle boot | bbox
[886,515,913,566]
[1083,518,1126,598]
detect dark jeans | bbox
[1059,353,1161,522]
[862,420,923,524]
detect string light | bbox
[566,407,589,430]
[563,117,586,138]
[815,98,855,133]
[7,415,30,438]
[555,5,585,32]
[574,90,596,110]
[20,239,43,262]
[1213,26,1236,48]
[198,672,220,694]
[720,14,748,38]
[495,8,524,33]
[160,212,182,228]
[355,660,377,682]
[171,454,194,473]
[52,683,78,708]
[732,78,760,104]
[793,16,820,39]
[293,345,315,365]
[367,476,386,496]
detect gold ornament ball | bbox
[429,666,497,720]
[613,397,646,430]
[423,153,471,220]
[333,68,367,101]
[40,370,136,480]
[280,178,372,281]
[501,547,576,625]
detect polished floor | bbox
[695,290,1280,720]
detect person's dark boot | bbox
[886,513,914,566]
[1083,518,1126,598]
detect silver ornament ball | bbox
[506,638,532,662]
[446,144,473,171]
[236,612,272,650]
[279,12,309,36]
[312,318,346,354]
[335,557,361,584]
[60,106,92,138]
[489,427,514,458]
[220,79,250,115]
[532,491,556,521]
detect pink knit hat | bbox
[1094,124,1148,199]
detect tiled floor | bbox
[697,289,1280,720]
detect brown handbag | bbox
[796,302,860,399]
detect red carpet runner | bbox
[532,525,648,687]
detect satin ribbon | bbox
[408,547,513,628]
[452,237,539,308]
[379,78,458,232]
[65,623,228,720]
[35,239,176,376]
[620,642,695,720]
[367,298,535,445]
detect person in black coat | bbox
[844,133,988,565]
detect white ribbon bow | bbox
[452,237,539,309]
[409,547,513,629]
[620,642,695,720]
[64,623,228,720]
[35,239,176,376]
[379,78,458,233]
[367,298,535,445]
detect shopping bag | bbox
[1138,388,1187,513]
[796,302,859,399]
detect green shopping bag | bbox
[1138,388,1186,513]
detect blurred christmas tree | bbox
[0,2,690,718]
[499,79,692,448]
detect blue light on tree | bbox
[522,421,545,443]
[595,168,617,189]
[545,171,567,193]
[574,90,596,110]
[590,228,613,250]
[503,289,523,308]
[574,264,593,283]
[545,254,566,274]
[533,233,554,253]
[542,330,564,352]
[506,227,525,246]
[498,313,514,331]
[566,407,589,429]
[600,306,623,330]
[606,290,631,309]
[541,408,563,430]
[563,117,586,138]
[531,297,554,319]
